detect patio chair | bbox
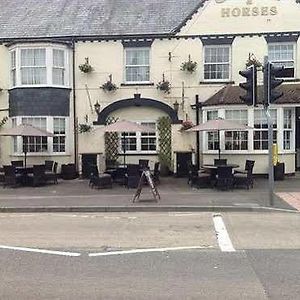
[0,167,4,185]
[188,163,210,188]
[11,160,24,167]
[45,160,54,172]
[139,159,149,170]
[27,165,47,187]
[187,163,198,186]
[89,165,112,189]
[234,160,255,189]
[114,166,127,185]
[45,162,58,184]
[215,166,234,190]
[3,165,22,188]
[214,159,227,166]
[125,164,140,188]
[151,162,160,184]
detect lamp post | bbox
[190,95,201,169]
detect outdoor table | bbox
[200,164,240,182]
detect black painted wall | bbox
[9,87,71,117]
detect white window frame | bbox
[11,116,68,156]
[268,42,296,79]
[282,108,295,152]
[202,107,296,155]
[203,45,231,81]
[9,44,70,88]
[224,109,249,151]
[119,121,157,154]
[253,109,277,151]
[124,47,151,84]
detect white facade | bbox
[1,0,300,174]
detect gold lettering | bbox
[221,8,231,17]
[242,7,251,16]
[252,7,259,16]
[232,8,241,17]
[261,7,268,16]
[270,6,277,15]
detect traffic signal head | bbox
[269,64,284,103]
[239,65,257,106]
[263,62,284,106]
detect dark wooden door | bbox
[81,154,97,178]
[176,152,192,177]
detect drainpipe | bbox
[72,40,78,171]
[195,95,201,169]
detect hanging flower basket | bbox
[180,55,197,73]
[79,57,93,73]
[101,75,118,92]
[180,120,194,131]
[157,74,171,94]
[78,124,92,133]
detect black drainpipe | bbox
[195,95,202,169]
[72,40,78,171]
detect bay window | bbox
[125,48,150,83]
[12,116,67,154]
[204,45,231,80]
[283,109,293,150]
[253,109,277,150]
[225,110,248,150]
[10,45,69,87]
[53,117,66,153]
[207,110,219,150]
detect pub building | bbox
[0,0,300,176]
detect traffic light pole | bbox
[264,108,274,207]
[264,56,274,207]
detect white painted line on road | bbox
[89,245,212,257]
[212,214,235,252]
[0,245,81,257]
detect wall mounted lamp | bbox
[173,100,180,113]
[94,101,101,114]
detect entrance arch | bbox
[94,97,180,125]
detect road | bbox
[0,212,299,299]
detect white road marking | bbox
[89,245,212,257]
[0,245,81,257]
[212,214,235,252]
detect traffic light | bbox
[239,65,257,106]
[263,62,284,107]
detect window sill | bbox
[121,82,154,87]
[199,81,235,85]
[118,152,157,156]
[9,85,71,91]
[11,153,70,157]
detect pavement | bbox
[0,175,300,213]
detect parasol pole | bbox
[122,132,126,166]
[218,130,221,159]
[23,136,28,168]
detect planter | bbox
[160,164,170,177]
[61,164,78,180]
